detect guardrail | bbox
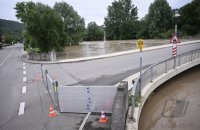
[41,64,60,111]
[130,48,200,120]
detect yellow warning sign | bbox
[136,39,144,51]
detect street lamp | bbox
[102,25,106,54]
[174,9,180,34]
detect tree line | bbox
[13,0,200,53]
[104,0,200,40]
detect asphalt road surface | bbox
[44,41,200,87]
[0,44,85,130]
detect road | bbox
[0,44,85,130]
[44,41,200,86]
[139,65,200,130]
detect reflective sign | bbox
[136,39,144,51]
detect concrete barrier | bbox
[111,81,128,130]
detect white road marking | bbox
[23,70,26,75]
[23,77,27,82]
[23,62,25,66]
[18,102,25,115]
[0,50,13,66]
[23,66,26,70]
[22,86,26,94]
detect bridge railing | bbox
[131,48,200,119]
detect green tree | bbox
[146,0,173,38]
[15,2,66,52]
[85,22,104,41]
[54,2,85,45]
[136,16,150,39]
[179,0,200,35]
[104,0,138,40]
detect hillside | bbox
[0,19,23,35]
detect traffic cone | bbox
[99,111,108,123]
[35,74,40,81]
[48,106,57,118]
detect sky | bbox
[0,0,192,26]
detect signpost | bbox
[136,39,144,96]
[170,33,180,68]
[170,33,180,57]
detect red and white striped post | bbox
[170,33,181,68]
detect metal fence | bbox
[131,48,200,119]
[41,64,60,111]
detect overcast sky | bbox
[0,0,192,25]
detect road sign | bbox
[170,33,181,43]
[136,39,144,51]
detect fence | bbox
[41,64,60,111]
[131,48,200,119]
[29,52,56,61]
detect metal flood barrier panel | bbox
[58,86,117,113]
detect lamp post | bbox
[102,25,106,54]
[174,9,180,34]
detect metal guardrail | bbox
[130,48,200,119]
[41,64,60,111]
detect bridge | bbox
[0,40,200,130]
[126,47,200,130]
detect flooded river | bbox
[56,39,189,60]
[139,65,200,130]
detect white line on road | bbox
[23,77,27,82]
[23,70,26,75]
[0,50,13,66]
[22,86,26,94]
[23,62,25,66]
[23,66,26,70]
[18,102,25,115]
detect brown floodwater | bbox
[56,39,190,60]
[139,65,200,130]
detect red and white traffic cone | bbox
[48,105,57,118]
[99,111,108,123]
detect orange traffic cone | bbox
[48,106,57,118]
[35,74,40,81]
[99,111,108,123]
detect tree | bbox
[179,0,200,35]
[136,16,150,39]
[85,22,104,41]
[54,2,85,45]
[146,0,173,38]
[104,0,138,40]
[15,2,66,52]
